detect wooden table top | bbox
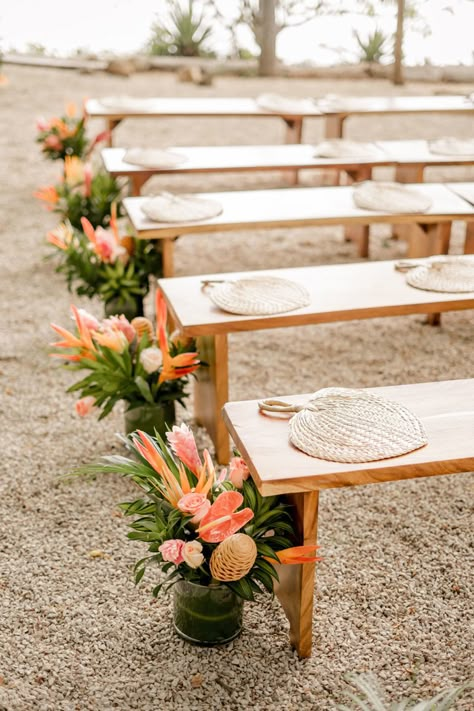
[124,183,474,240]
[446,182,474,206]
[86,97,322,119]
[317,94,474,117]
[376,140,474,166]
[102,144,392,176]
[223,379,474,495]
[158,260,474,336]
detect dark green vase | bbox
[124,402,176,439]
[173,580,243,646]
[104,295,144,321]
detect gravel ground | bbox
[0,65,473,711]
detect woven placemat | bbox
[428,138,474,156]
[258,388,427,463]
[141,192,223,223]
[205,276,311,315]
[405,256,474,293]
[98,96,157,111]
[353,181,432,213]
[255,93,315,114]
[313,140,383,159]
[124,148,188,169]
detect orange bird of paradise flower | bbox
[50,305,96,362]
[155,290,200,384]
[272,545,322,565]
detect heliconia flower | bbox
[103,315,135,343]
[166,423,202,475]
[51,117,76,139]
[75,396,96,417]
[273,546,322,565]
[64,156,85,186]
[177,492,211,524]
[182,540,204,569]
[76,309,100,332]
[87,129,111,155]
[81,215,128,265]
[47,222,74,250]
[139,346,163,374]
[155,291,200,383]
[159,539,185,565]
[44,134,63,152]
[132,430,187,506]
[34,185,60,208]
[228,457,250,489]
[50,304,96,361]
[65,102,77,118]
[94,328,129,353]
[197,491,254,543]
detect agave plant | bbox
[147,0,214,57]
[354,28,390,64]
[337,673,473,711]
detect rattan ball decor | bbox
[352,181,432,213]
[141,192,223,223]
[124,148,188,169]
[205,276,311,316]
[258,388,428,463]
[130,317,154,341]
[405,256,474,293]
[210,534,257,582]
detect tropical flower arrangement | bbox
[46,205,162,316]
[34,156,122,230]
[75,423,320,603]
[36,102,109,161]
[50,291,201,429]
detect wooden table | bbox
[222,378,474,657]
[320,94,474,139]
[447,182,474,253]
[124,183,474,275]
[158,261,474,464]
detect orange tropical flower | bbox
[197,491,254,543]
[64,156,85,186]
[47,223,74,250]
[50,305,96,361]
[155,291,200,383]
[66,102,77,118]
[132,430,186,506]
[34,185,60,208]
[94,329,129,353]
[272,546,322,565]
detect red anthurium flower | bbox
[197,491,253,543]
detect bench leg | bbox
[464,221,474,254]
[344,167,372,247]
[130,174,150,196]
[324,115,345,139]
[407,222,451,258]
[274,491,319,658]
[106,118,122,146]
[194,334,230,464]
[283,118,303,185]
[392,166,425,241]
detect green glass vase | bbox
[104,295,144,321]
[173,580,243,646]
[124,402,176,439]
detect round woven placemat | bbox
[141,192,223,223]
[428,138,474,156]
[405,256,474,293]
[206,276,311,315]
[258,387,427,463]
[353,181,432,213]
[255,93,315,114]
[313,140,382,159]
[124,148,188,169]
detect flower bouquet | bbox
[74,424,319,645]
[50,291,201,435]
[46,206,161,317]
[35,156,122,230]
[36,102,109,161]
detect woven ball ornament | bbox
[141,192,223,223]
[210,534,257,582]
[130,317,154,341]
[205,276,310,316]
[313,140,383,159]
[352,181,432,213]
[405,256,474,293]
[124,148,188,169]
[258,388,428,463]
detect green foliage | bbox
[337,673,473,711]
[354,27,390,63]
[146,0,214,57]
[55,172,123,230]
[36,114,88,162]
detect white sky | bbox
[2,0,474,66]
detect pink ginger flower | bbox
[75,396,96,417]
[36,117,51,132]
[76,309,100,332]
[159,539,185,565]
[177,493,211,524]
[166,423,202,475]
[103,315,135,343]
[95,227,127,264]
[228,457,250,489]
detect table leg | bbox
[274,491,319,658]
[106,119,122,147]
[407,222,451,258]
[194,334,230,464]
[324,114,345,139]
[392,166,425,241]
[130,174,150,196]
[283,118,303,185]
[161,238,175,278]
[344,167,372,248]
[464,221,474,254]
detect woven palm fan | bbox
[210,534,257,581]
[124,148,188,169]
[403,256,474,293]
[428,138,474,156]
[141,192,223,223]
[255,93,316,114]
[258,387,428,463]
[353,181,432,213]
[203,276,311,316]
[313,140,383,159]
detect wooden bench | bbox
[103,140,474,195]
[158,260,474,464]
[222,378,474,657]
[321,94,474,139]
[124,183,474,276]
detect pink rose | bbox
[228,457,250,489]
[182,541,204,569]
[44,134,63,151]
[159,539,185,565]
[75,396,96,417]
[177,493,211,524]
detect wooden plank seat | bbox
[158,260,474,464]
[103,140,474,196]
[222,378,474,657]
[124,183,474,276]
